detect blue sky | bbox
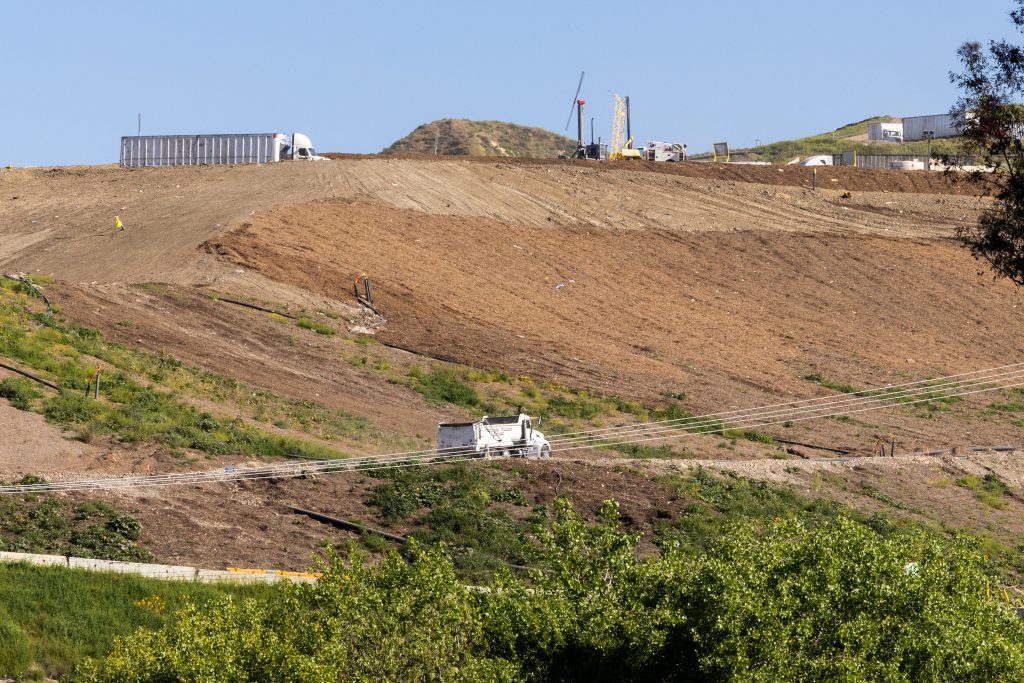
[2,0,1018,166]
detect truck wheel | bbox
[541,445,551,459]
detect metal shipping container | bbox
[120,133,281,168]
[902,114,961,141]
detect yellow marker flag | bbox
[114,215,124,231]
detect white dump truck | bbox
[437,413,551,459]
[119,132,328,167]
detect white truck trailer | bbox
[119,132,328,167]
[437,413,551,459]
[645,141,687,162]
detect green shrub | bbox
[546,394,602,419]
[0,377,41,410]
[408,368,479,407]
[0,496,151,562]
[42,392,102,424]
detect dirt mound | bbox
[382,119,577,158]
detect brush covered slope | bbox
[382,118,577,157]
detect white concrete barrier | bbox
[0,551,315,584]
[0,550,67,567]
[68,557,197,579]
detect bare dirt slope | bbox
[0,160,988,285]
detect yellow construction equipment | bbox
[609,94,643,160]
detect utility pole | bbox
[137,113,141,136]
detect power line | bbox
[543,366,1024,450]
[1,363,1020,494]
[546,363,1024,442]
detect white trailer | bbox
[119,132,327,167]
[867,122,903,143]
[902,114,961,141]
[437,414,551,459]
[645,141,687,162]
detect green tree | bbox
[73,544,519,683]
[677,518,1024,682]
[951,0,1024,285]
[71,501,1024,682]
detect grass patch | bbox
[0,285,357,458]
[957,473,1011,510]
[407,367,480,407]
[609,442,683,459]
[723,428,776,445]
[956,475,982,491]
[0,377,42,410]
[654,468,876,554]
[0,563,275,679]
[803,372,859,394]
[296,317,335,336]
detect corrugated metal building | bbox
[120,133,282,168]
[832,152,976,168]
[902,114,961,141]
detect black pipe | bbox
[287,505,408,544]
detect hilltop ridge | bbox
[383,118,577,158]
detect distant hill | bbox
[383,119,577,158]
[693,116,970,163]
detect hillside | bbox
[382,118,577,157]
[4,157,1024,675]
[696,115,972,163]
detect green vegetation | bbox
[695,116,972,164]
[0,376,40,410]
[950,11,1024,286]
[71,501,1024,682]
[655,468,868,552]
[0,467,1020,679]
[383,118,577,158]
[296,316,335,336]
[957,473,1012,510]
[803,371,859,394]
[0,563,272,679]
[985,389,1024,415]
[608,442,682,459]
[803,371,962,416]
[397,363,776,456]
[0,493,151,562]
[407,366,481,407]
[0,281,388,457]
[368,463,531,577]
[37,379,341,457]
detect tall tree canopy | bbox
[951,0,1024,285]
